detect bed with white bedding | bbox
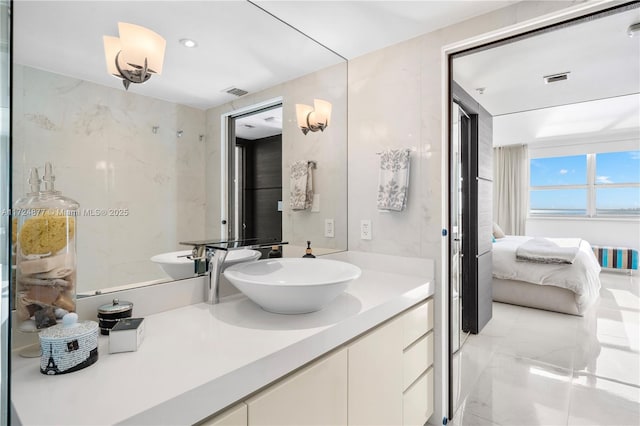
[492,235,602,315]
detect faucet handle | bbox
[206,247,216,261]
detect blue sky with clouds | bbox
[530,151,640,212]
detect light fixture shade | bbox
[312,99,332,127]
[117,22,166,75]
[103,36,122,76]
[296,104,313,129]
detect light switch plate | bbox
[360,220,372,240]
[311,194,320,212]
[324,219,335,238]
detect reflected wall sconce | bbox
[103,23,166,90]
[295,99,332,135]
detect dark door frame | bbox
[224,101,283,241]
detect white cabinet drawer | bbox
[402,368,434,426]
[247,348,348,426]
[402,331,433,390]
[403,299,433,348]
[348,317,403,426]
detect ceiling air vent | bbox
[224,87,249,97]
[543,72,570,84]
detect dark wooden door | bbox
[452,82,493,335]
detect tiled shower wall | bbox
[12,65,206,292]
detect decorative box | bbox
[109,317,145,354]
[97,298,133,335]
[39,313,98,375]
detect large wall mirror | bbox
[11,1,347,296]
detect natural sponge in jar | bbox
[18,212,75,255]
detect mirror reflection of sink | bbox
[223,258,362,314]
[151,249,262,280]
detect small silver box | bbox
[109,317,145,354]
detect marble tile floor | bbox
[451,271,640,426]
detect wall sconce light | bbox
[295,99,332,135]
[103,23,166,90]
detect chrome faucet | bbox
[205,249,228,304]
[188,245,228,304]
[181,238,288,304]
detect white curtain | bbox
[493,145,529,235]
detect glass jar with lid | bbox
[14,163,79,342]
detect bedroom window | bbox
[529,151,640,217]
[595,151,640,216]
[529,155,588,216]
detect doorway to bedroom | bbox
[448,2,640,423]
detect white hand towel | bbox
[290,160,314,210]
[516,237,582,264]
[377,149,410,211]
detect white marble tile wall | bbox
[346,2,586,424]
[347,0,585,259]
[204,62,348,252]
[12,65,206,293]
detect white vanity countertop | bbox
[11,264,433,425]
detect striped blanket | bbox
[591,246,638,270]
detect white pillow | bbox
[493,222,506,239]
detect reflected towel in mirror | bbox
[377,149,410,211]
[290,160,314,210]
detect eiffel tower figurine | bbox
[42,343,61,375]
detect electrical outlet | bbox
[324,219,335,238]
[360,219,372,240]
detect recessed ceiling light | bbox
[179,38,197,48]
[629,23,640,38]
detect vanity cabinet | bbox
[198,298,433,426]
[347,298,435,426]
[345,298,434,426]
[348,316,403,425]
[402,299,435,426]
[246,348,348,426]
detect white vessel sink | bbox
[223,258,362,314]
[151,249,262,280]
